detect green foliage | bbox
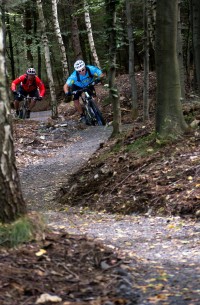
[0,213,46,248]
[126,132,162,156]
[111,142,122,152]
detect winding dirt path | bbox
[19,121,200,305]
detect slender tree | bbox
[51,0,69,80]
[24,2,33,66]
[191,0,200,94]
[143,0,150,121]
[0,1,27,223]
[5,12,15,80]
[37,0,57,118]
[177,0,185,100]
[69,0,83,60]
[84,0,101,67]
[105,0,121,136]
[126,0,138,119]
[155,0,188,138]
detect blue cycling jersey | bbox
[66,65,102,88]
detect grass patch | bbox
[125,132,162,156]
[0,212,46,247]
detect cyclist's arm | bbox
[92,73,105,85]
[11,75,25,91]
[36,77,45,97]
[63,83,71,94]
[98,73,105,82]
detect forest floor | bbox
[0,73,200,305]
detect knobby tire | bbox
[90,99,106,126]
[84,104,96,126]
[19,107,27,119]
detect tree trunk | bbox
[126,0,138,119]
[69,0,83,60]
[37,0,58,118]
[24,4,33,66]
[191,0,200,94]
[177,0,185,100]
[84,0,101,68]
[147,0,156,49]
[143,0,150,121]
[105,0,121,136]
[51,0,69,81]
[155,0,188,138]
[6,13,15,80]
[0,4,27,223]
[33,7,42,78]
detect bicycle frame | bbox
[77,85,105,126]
[19,95,32,119]
[81,92,96,125]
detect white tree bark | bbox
[51,0,69,80]
[84,0,101,68]
[37,0,57,118]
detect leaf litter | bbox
[1,75,200,304]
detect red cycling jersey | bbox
[11,74,46,97]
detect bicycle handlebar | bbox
[17,94,40,101]
[71,80,100,95]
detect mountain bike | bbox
[17,94,37,119]
[72,83,106,126]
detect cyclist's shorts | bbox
[16,86,39,101]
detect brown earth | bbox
[0,73,200,305]
[57,74,200,218]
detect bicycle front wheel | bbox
[84,104,96,126]
[19,108,27,119]
[90,99,106,126]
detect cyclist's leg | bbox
[86,86,105,125]
[71,85,85,120]
[74,99,84,114]
[28,89,39,110]
[86,85,98,104]
[13,86,24,116]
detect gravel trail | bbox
[19,123,200,305]
[19,125,112,210]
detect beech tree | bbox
[143,0,150,121]
[37,0,57,118]
[126,0,138,119]
[0,2,27,223]
[69,0,83,60]
[51,0,69,80]
[84,0,101,67]
[155,0,188,138]
[105,0,121,136]
[191,0,200,94]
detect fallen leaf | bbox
[35,249,47,256]
[36,293,62,304]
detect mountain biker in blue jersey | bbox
[63,60,104,123]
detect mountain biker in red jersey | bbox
[11,68,46,118]
[63,60,104,123]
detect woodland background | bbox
[0,2,199,304]
[0,0,200,231]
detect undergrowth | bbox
[0,212,46,247]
